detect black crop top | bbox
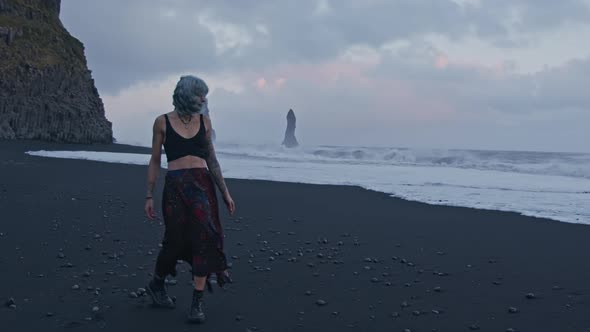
[163,114,210,162]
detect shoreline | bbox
[14,139,589,226]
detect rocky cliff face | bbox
[282,109,299,148]
[0,0,113,143]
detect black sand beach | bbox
[1,140,589,332]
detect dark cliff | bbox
[0,0,113,143]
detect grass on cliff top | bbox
[2,0,60,19]
[0,12,86,71]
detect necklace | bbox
[179,114,192,129]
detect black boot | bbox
[187,290,206,324]
[146,276,175,309]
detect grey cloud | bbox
[61,0,590,93]
[375,41,590,115]
[61,1,218,93]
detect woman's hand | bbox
[222,192,235,216]
[145,198,156,220]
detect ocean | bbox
[27,143,590,225]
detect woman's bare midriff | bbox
[167,155,207,171]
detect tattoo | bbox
[146,182,155,196]
[204,123,228,195]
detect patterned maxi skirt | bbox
[155,168,228,279]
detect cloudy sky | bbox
[61,0,590,152]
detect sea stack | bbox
[0,0,113,143]
[282,108,298,148]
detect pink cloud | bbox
[225,56,463,126]
[275,77,286,87]
[436,56,511,77]
[435,55,450,69]
[256,77,267,89]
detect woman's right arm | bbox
[145,116,165,219]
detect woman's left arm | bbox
[204,115,235,214]
[203,115,228,194]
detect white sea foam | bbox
[26,144,590,225]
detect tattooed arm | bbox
[203,115,235,214]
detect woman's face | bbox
[195,94,207,107]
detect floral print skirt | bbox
[154,167,228,279]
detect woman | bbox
[143,75,235,324]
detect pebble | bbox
[5,298,15,307]
[525,293,536,299]
[315,299,327,306]
[508,307,519,314]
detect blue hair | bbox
[172,75,209,116]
